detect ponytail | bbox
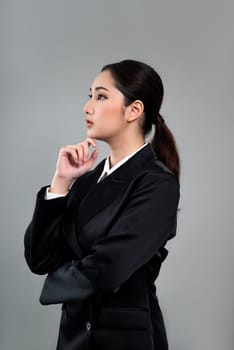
[150,113,181,185]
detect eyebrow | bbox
[89,86,110,92]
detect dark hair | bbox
[101,59,181,184]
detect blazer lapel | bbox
[70,143,158,232]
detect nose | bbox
[83,99,94,115]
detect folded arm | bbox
[39,173,180,305]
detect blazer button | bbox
[86,321,91,331]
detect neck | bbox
[107,136,145,168]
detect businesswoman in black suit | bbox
[24,59,180,350]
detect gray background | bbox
[1,1,233,349]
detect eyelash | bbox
[88,94,106,100]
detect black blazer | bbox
[24,143,180,350]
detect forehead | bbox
[90,70,116,90]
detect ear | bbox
[126,100,144,122]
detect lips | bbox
[86,120,94,128]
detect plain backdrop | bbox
[1,1,233,349]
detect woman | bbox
[24,59,181,350]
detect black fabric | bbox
[40,260,94,305]
[24,143,180,350]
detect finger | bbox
[64,145,84,164]
[82,142,89,161]
[85,137,97,148]
[76,145,84,165]
[60,147,79,164]
[83,138,97,161]
[90,148,99,162]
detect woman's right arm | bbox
[24,138,99,275]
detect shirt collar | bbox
[98,142,148,181]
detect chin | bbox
[87,129,103,139]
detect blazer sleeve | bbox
[24,173,89,274]
[24,185,69,274]
[39,172,180,305]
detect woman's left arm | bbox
[40,172,180,305]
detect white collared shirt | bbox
[45,142,148,199]
[96,142,148,183]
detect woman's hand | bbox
[49,137,99,194]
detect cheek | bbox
[100,103,124,124]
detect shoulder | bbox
[135,157,180,205]
[136,158,179,189]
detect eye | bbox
[87,93,107,100]
[97,94,106,100]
